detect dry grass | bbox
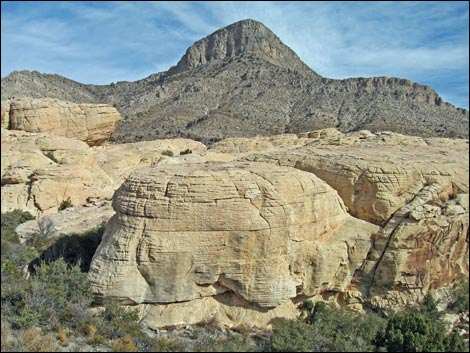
[18,327,59,352]
[111,334,138,352]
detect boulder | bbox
[8,97,120,146]
[89,161,378,323]
[15,202,114,244]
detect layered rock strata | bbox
[89,129,468,326]
[218,130,470,310]
[6,97,121,146]
[89,161,379,309]
[1,128,206,215]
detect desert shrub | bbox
[1,318,16,352]
[76,315,101,337]
[443,331,468,352]
[1,209,35,232]
[17,327,59,352]
[375,292,468,352]
[97,301,141,340]
[2,258,92,329]
[231,323,253,336]
[58,197,73,211]
[267,302,385,352]
[1,210,36,265]
[57,326,68,346]
[194,334,254,352]
[150,337,185,352]
[101,301,140,323]
[375,311,446,352]
[112,334,138,352]
[91,334,107,345]
[268,318,316,352]
[297,299,314,318]
[448,279,469,313]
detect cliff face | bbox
[2,20,468,143]
[168,19,311,75]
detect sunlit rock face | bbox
[89,161,378,309]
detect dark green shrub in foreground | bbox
[448,279,469,313]
[269,302,386,352]
[1,210,38,279]
[2,258,92,329]
[268,319,316,352]
[1,210,35,232]
[375,293,468,352]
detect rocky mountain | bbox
[2,19,469,143]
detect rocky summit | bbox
[1,19,468,143]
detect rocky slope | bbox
[2,20,468,143]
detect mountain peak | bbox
[168,19,311,75]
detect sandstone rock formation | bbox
[1,128,114,215]
[15,201,114,244]
[2,116,467,328]
[89,161,378,310]
[222,129,470,311]
[93,138,206,186]
[2,20,468,143]
[1,100,10,128]
[88,129,468,327]
[7,97,121,146]
[1,128,205,215]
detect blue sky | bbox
[1,1,469,108]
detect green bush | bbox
[150,337,184,352]
[2,258,92,329]
[268,302,386,352]
[375,292,468,352]
[1,210,39,281]
[268,318,316,352]
[1,209,35,232]
[448,279,469,313]
[97,301,141,340]
[58,197,73,211]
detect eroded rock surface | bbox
[7,97,121,146]
[1,129,114,215]
[219,129,470,311]
[1,128,205,215]
[89,161,378,309]
[89,129,468,327]
[15,201,114,244]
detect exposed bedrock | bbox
[89,161,379,309]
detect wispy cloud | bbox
[1,1,468,108]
